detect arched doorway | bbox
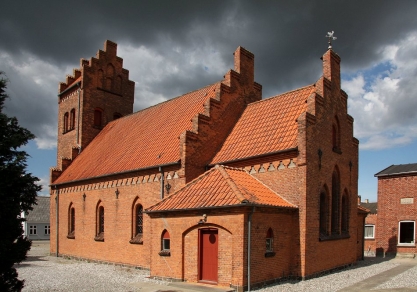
[198,228,218,284]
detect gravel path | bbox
[15,242,417,291]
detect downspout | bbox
[247,206,255,291]
[159,166,164,200]
[361,215,365,260]
[55,186,59,257]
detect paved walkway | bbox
[19,242,417,291]
[339,258,417,291]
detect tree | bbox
[0,72,41,291]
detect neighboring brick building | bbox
[360,199,377,256]
[50,40,366,290]
[374,163,417,257]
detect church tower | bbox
[53,40,134,180]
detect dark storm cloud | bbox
[1,0,417,148]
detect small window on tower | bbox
[94,108,103,128]
[113,112,122,120]
[63,112,69,133]
[70,109,76,130]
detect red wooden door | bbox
[199,229,218,283]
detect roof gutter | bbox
[50,161,180,188]
[208,147,298,167]
[145,202,297,214]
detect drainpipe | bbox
[159,166,164,200]
[76,83,81,147]
[55,186,59,257]
[247,206,255,291]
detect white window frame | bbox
[29,225,37,235]
[162,238,170,250]
[364,224,375,239]
[398,220,415,245]
[266,238,273,252]
[45,225,50,235]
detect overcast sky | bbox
[1,0,417,200]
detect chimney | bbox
[365,199,369,203]
[357,195,361,205]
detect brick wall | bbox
[50,166,185,269]
[376,174,417,255]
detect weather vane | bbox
[326,31,337,49]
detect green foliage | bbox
[0,72,41,291]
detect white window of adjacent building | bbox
[29,225,37,235]
[364,225,375,239]
[398,221,415,245]
[45,225,50,235]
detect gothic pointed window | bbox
[159,230,171,256]
[67,203,75,239]
[94,203,104,242]
[94,108,103,128]
[265,228,276,257]
[341,191,349,233]
[320,187,329,236]
[70,108,76,130]
[332,116,341,153]
[331,167,340,234]
[63,112,69,133]
[130,201,143,244]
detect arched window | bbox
[115,75,122,93]
[341,191,349,233]
[331,167,340,234]
[162,230,170,250]
[135,205,143,235]
[97,69,104,88]
[99,206,104,234]
[266,228,273,252]
[70,108,76,130]
[113,112,122,120]
[67,204,75,239]
[94,203,104,242]
[332,116,341,152]
[265,228,276,257]
[319,187,329,236]
[159,229,171,256]
[106,64,114,91]
[94,108,103,127]
[63,112,69,133]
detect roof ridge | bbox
[246,84,315,107]
[145,167,219,212]
[131,82,220,117]
[215,165,248,203]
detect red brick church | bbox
[50,40,366,290]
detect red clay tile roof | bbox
[54,83,220,184]
[146,165,296,212]
[210,85,315,164]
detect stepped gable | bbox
[53,83,220,184]
[146,165,296,212]
[210,85,315,164]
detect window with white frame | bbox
[399,221,415,245]
[45,225,50,235]
[364,225,375,239]
[29,225,37,235]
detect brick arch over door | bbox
[182,224,233,286]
